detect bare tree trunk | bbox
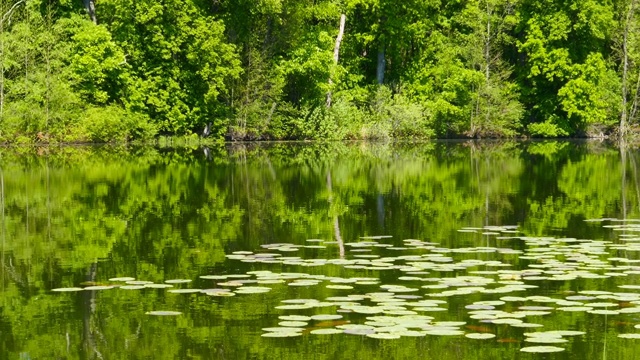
[83,0,97,24]
[326,14,346,108]
[376,45,385,85]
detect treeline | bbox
[0,0,639,142]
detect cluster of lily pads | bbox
[51,219,640,353]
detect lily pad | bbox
[525,337,568,344]
[146,311,182,316]
[520,346,565,353]
[279,321,308,327]
[84,286,115,291]
[367,333,401,339]
[52,287,84,292]
[310,329,343,335]
[311,314,343,321]
[424,329,465,336]
[168,289,201,294]
[261,332,302,338]
[466,333,496,339]
[165,279,192,284]
[145,284,174,289]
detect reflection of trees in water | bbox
[0,142,639,357]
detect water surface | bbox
[1,141,640,359]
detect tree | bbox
[516,0,618,137]
[463,0,523,137]
[97,0,241,135]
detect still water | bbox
[1,141,640,359]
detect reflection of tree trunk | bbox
[83,263,103,359]
[376,194,385,230]
[326,171,344,258]
[242,151,252,239]
[485,156,490,227]
[622,143,628,220]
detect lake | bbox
[1,140,640,359]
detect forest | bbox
[0,0,639,143]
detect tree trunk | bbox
[83,0,97,24]
[326,14,346,108]
[376,45,385,85]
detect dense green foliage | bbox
[2,0,640,141]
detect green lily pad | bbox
[234,287,271,294]
[165,279,192,284]
[146,311,182,316]
[261,332,302,338]
[168,289,201,294]
[310,329,343,335]
[327,285,354,290]
[84,286,115,291]
[126,280,153,285]
[276,304,315,310]
[465,333,496,339]
[311,314,343,321]
[206,291,236,297]
[587,309,620,315]
[525,337,568,344]
[145,284,174,289]
[279,321,308,327]
[52,287,84,292]
[520,346,565,353]
[425,329,465,336]
[367,333,401,339]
